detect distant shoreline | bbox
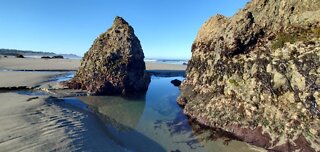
[0,57,187,71]
[0,48,81,59]
[0,58,187,90]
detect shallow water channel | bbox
[14,73,263,152]
[58,75,263,152]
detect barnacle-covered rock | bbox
[179,0,320,151]
[66,16,150,96]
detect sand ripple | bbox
[0,93,126,152]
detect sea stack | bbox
[66,16,150,96]
[178,0,320,151]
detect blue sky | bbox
[0,0,249,59]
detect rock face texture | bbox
[178,0,320,151]
[66,16,150,96]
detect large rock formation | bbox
[66,16,150,96]
[179,0,320,151]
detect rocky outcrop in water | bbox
[66,16,150,96]
[171,79,182,87]
[178,0,320,151]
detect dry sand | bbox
[0,92,125,152]
[0,71,64,89]
[0,57,186,71]
[146,62,186,71]
[0,58,80,71]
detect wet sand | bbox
[0,59,128,151]
[0,57,187,151]
[0,58,267,151]
[0,92,125,151]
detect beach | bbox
[0,57,186,71]
[0,57,187,92]
[0,57,186,90]
[0,57,264,152]
[0,58,79,71]
[0,71,64,89]
[0,58,186,151]
[0,58,126,151]
[0,92,126,152]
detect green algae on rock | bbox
[65,16,150,96]
[178,0,320,151]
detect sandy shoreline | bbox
[0,58,266,152]
[0,58,189,151]
[0,92,126,151]
[0,58,79,71]
[0,58,187,71]
[0,71,64,89]
[0,58,187,89]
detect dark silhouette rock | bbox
[52,55,64,59]
[41,56,51,59]
[65,16,150,96]
[15,54,24,58]
[170,79,181,87]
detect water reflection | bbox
[79,96,145,131]
[69,76,264,152]
[75,95,165,152]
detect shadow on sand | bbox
[55,96,166,152]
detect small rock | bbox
[52,55,64,59]
[15,54,24,58]
[171,79,182,87]
[41,56,51,59]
